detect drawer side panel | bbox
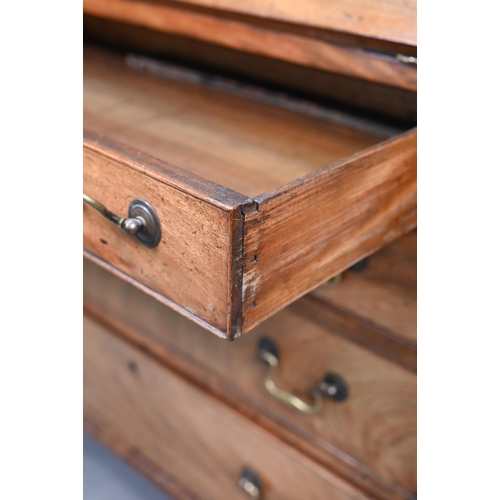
[242,130,417,334]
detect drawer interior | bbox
[84,43,416,339]
[84,45,405,198]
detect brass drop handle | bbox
[257,337,348,415]
[239,468,262,499]
[83,193,161,248]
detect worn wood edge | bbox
[227,206,245,340]
[290,295,417,373]
[84,302,416,500]
[84,129,252,211]
[255,127,417,205]
[228,203,259,340]
[84,407,201,500]
[84,250,229,340]
[227,207,244,340]
[83,0,416,91]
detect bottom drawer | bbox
[84,315,370,500]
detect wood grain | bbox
[84,131,250,338]
[84,15,417,122]
[290,295,416,374]
[83,0,416,90]
[84,315,373,500]
[312,231,417,343]
[169,0,417,47]
[85,409,200,500]
[84,259,417,498]
[290,231,417,372]
[84,46,416,339]
[84,46,382,198]
[242,130,417,334]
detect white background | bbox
[1,0,499,497]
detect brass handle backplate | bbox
[83,193,161,248]
[257,337,348,415]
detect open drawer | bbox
[83,45,416,340]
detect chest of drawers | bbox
[83,2,416,498]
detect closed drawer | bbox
[311,231,416,344]
[83,46,416,340]
[84,259,416,500]
[84,315,372,500]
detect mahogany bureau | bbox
[83,2,416,498]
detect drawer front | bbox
[84,132,251,339]
[84,259,416,498]
[84,315,370,500]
